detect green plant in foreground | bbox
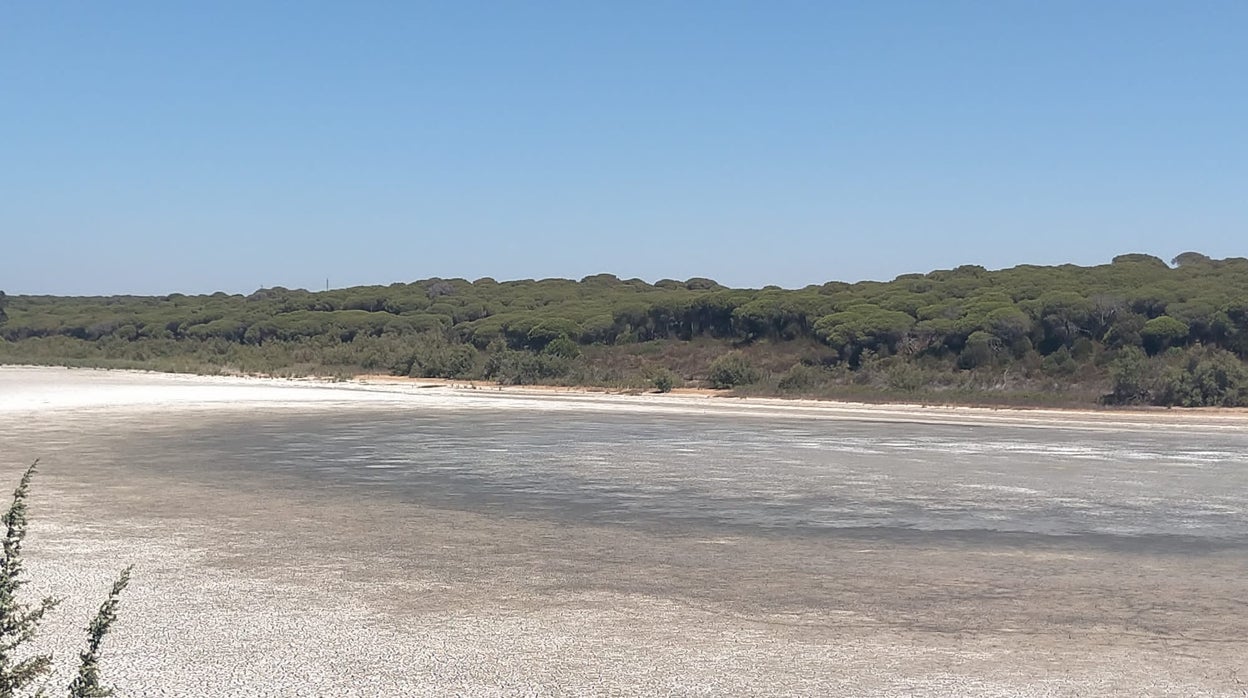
[0,462,60,696]
[68,565,132,698]
[0,462,132,698]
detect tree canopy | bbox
[3,253,1248,406]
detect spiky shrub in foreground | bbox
[0,461,61,696]
[68,565,132,698]
[0,462,132,698]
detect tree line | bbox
[3,252,1248,406]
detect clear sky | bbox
[3,2,1245,295]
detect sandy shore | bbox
[355,372,1248,431]
[3,366,1247,696]
[4,364,1247,432]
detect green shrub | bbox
[483,350,571,385]
[395,332,478,379]
[1106,346,1149,404]
[707,353,760,389]
[1040,346,1078,376]
[650,368,678,393]
[1,462,132,697]
[885,362,925,392]
[1152,346,1248,406]
[777,363,822,392]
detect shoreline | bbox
[354,371,1248,417]
[2,363,1247,431]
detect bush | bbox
[885,363,926,392]
[1,461,132,697]
[1106,346,1149,404]
[777,363,822,392]
[1152,346,1248,407]
[395,332,478,379]
[707,353,760,389]
[483,349,571,385]
[1040,346,1078,376]
[650,368,678,393]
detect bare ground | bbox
[3,367,1247,696]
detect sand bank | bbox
[3,365,1245,434]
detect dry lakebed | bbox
[1,366,1246,696]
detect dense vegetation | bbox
[4,252,1248,407]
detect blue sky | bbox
[2,1,1245,295]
